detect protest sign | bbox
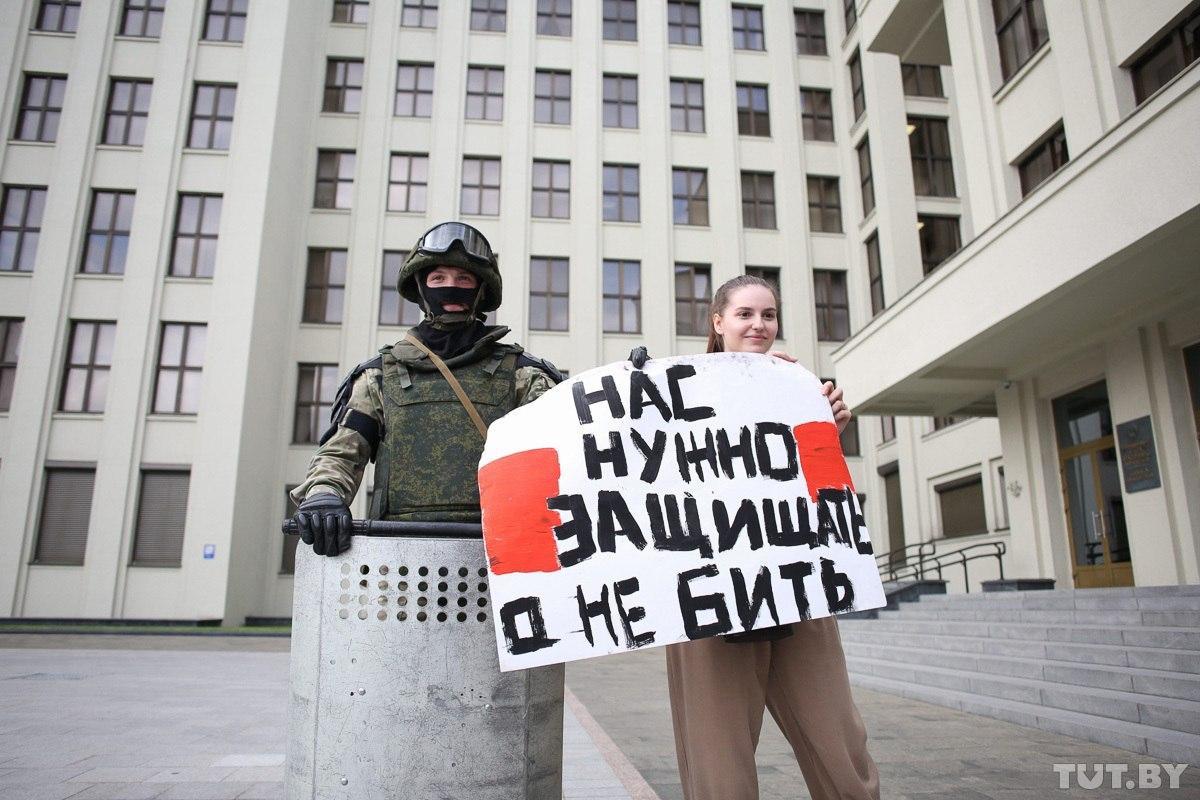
[478,352,886,671]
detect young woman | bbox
[665,274,880,800]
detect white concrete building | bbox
[835,0,1200,591]
[0,0,1192,624]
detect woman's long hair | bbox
[705,275,781,353]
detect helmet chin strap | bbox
[416,282,486,329]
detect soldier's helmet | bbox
[397,222,502,312]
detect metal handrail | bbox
[876,541,936,576]
[883,541,1007,593]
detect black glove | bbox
[629,346,650,369]
[296,493,353,557]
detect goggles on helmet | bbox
[414,222,494,265]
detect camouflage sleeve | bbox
[288,367,385,506]
[514,366,557,407]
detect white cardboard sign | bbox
[478,353,886,671]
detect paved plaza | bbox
[0,633,1195,799]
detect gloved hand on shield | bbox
[296,492,353,557]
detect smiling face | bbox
[424,265,480,312]
[712,284,779,353]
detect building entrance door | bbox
[1053,381,1133,588]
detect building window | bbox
[1186,343,1200,454]
[1017,123,1069,196]
[993,0,1048,82]
[603,0,637,41]
[741,171,776,229]
[60,321,115,413]
[303,249,347,325]
[131,470,190,567]
[465,66,504,121]
[806,176,841,233]
[537,0,571,36]
[314,150,355,209]
[932,415,967,431]
[603,259,640,334]
[731,5,765,50]
[395,63,434,117]
[401,0,437,28]
[203,0,247,42]
[294,364,338,444]
[813,269,849,342]
[381,251,423,326]
[672,167,709,226]
[170,194,222,278]
[848,50,865,121]
[103,79,152,146]
[902,64,944,97]
[669,78,704,132]
[80,191,134,275]
[674,263,711,336]
[460,156,501,216]
[14,73,66,143]
[332,0,369,23]
[840,417,861,456]
[34,0,81,33]
[794,9,827,56]
[153,323,206,415]
[735,83,770,136]
[0,318,22,412]
[856,137,875,216]
[470,0,506,32]
[745,266,782,337]
[120,0,165,37]
[602,74,638,128]
[843,0,858,32]
[799,87,833,141]
[918,214,961,274]
[908,116,956,197]
[668,0,701,45]
[602,163,639,223]
[529,256,568,331]
[187,83,236,150]
[388,153,428,213]
[937,474,988,537]
[881,415,896,442]
[531,160,570,219]
[534,69,571,124]
[323,59,363,114]
[866,233,884,315]
[1,186,46,272]
[34,467,95,566]
[1131,6,1200,104]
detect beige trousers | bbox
[665,617,880,800]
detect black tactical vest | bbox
[369,329,521,522]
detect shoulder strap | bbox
[403,332,488,439]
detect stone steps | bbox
[840,585,1200,763]
[848,672,1200,764]
[838,625,1200,674]
[841,640,1200,702]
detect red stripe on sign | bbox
[793,421,855,501]
[478,448,562,575]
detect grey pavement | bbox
[0,634,1196,800]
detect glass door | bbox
[1053,381,1134,588]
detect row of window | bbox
[31,466,191,567]
[33,0,246,42]
[14,74,233,148]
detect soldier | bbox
[289,221,563,555]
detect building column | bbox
[995,380,1049,580]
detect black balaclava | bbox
[411,272,490,359]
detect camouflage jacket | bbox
[290,329,561,506]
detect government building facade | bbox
[0,0,1196,624]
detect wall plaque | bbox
[1116,415,1161,493]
